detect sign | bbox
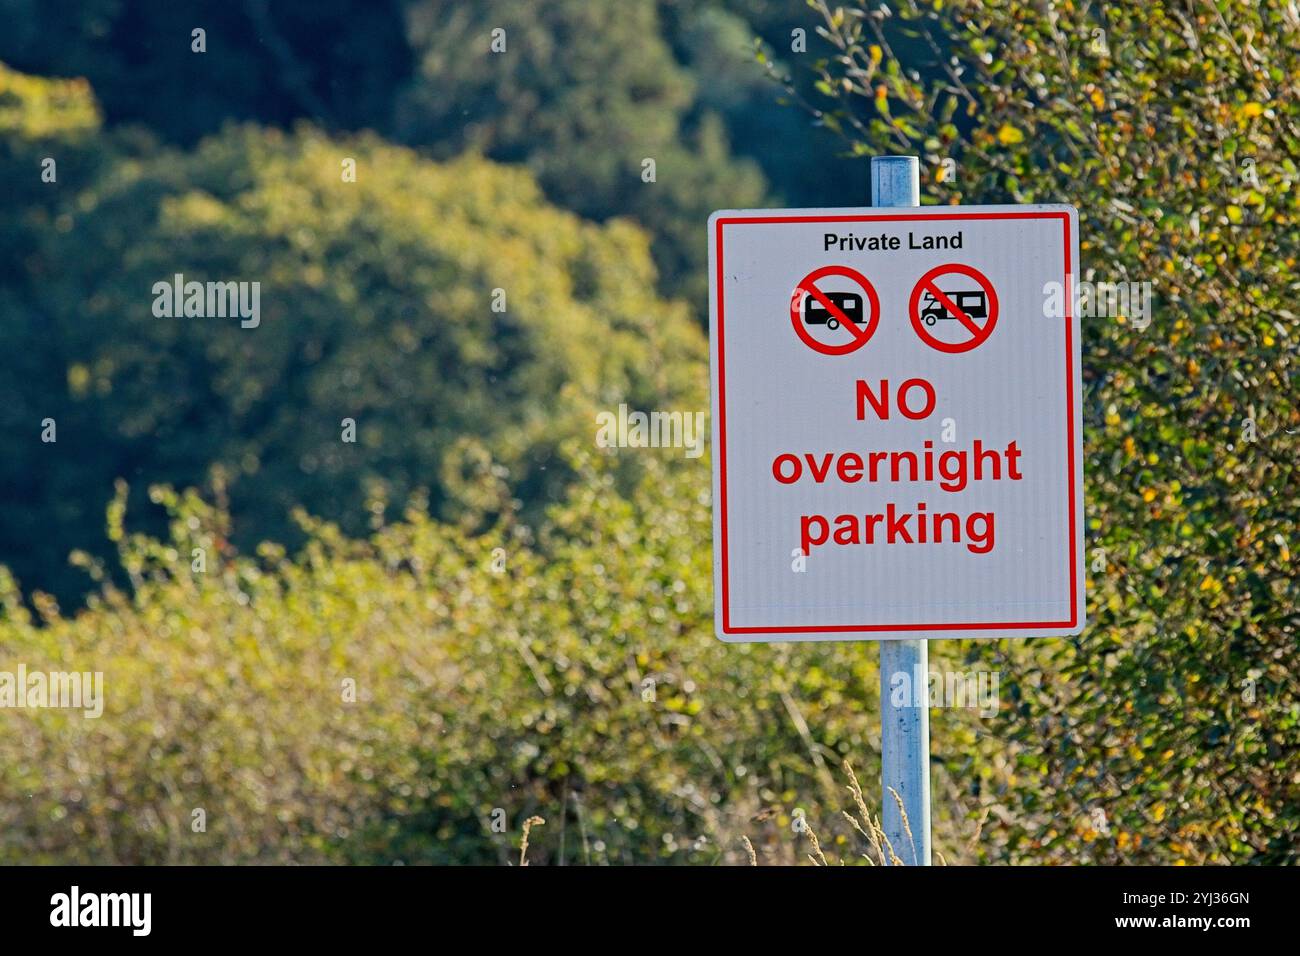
[708,206,1084,642]
[909,263,999,353]
[789,265,881,355]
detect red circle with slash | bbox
[909,263,1000,354]
[789,265,881,356]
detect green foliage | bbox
[1,1,1294,867]
[0,451,945,865]
[4,79,703,603]
[394,0,769,302]
[0,65,127,605]
[1,0,849,305]
[0,0,414,143]
[812,0,1298,863]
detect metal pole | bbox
[870,155,932,865]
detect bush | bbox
[0,448,960,865]
[5,80,704,602]
[810,0,1298,863]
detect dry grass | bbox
[518,816,545,867]
[751,760,929,866]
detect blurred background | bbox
[0,0,1295,864]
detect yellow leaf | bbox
[996,124,1025,145]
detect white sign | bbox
[708,205,1084,642]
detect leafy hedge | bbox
[1,450,927,865]
[810,0,1298,863]
[1,0,1296,864]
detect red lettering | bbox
[772,453,801,483]
[857,378,937,420]
[886,503,914,543]
[800,515,830,553]
[898,378,936,419]
[1005,441,1023,480]
[856,380,889,420]
[804,452,834,483]
[837,453,864,482]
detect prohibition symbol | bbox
[909,263,999,354]
[790,265,881,356]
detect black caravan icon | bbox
[802,290,864,330]
[919,289,987,326]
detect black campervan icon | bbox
[920,289,987,325]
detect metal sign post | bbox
[706,155,1083,869]
[871,155,932,866]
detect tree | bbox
[5,66,704,601]
[394,0,769,303]
[0,63,124,602]
[0,449,934,865]
[0,0,413,144]
[1,1,831,306]
[809,0,1298,863]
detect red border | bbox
[790,264,882,355]
[908,262,1000,353]
[714,210,1078,634]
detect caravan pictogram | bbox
[789,265,881,356]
